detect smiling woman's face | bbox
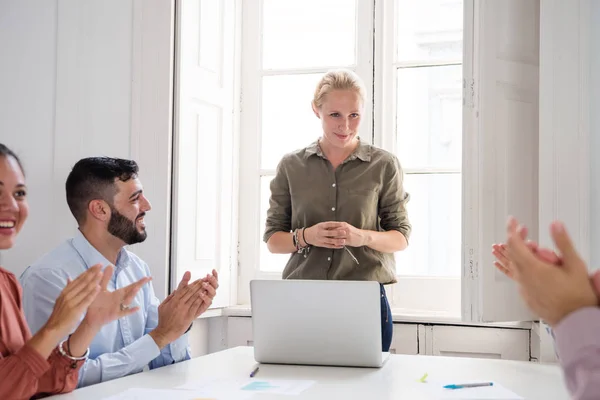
[0,155,29,250]
[313,89,363,151]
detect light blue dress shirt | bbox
[19,230,191,388]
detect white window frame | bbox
[172,0,592,335]
[237,0,375,304]
[375,0,463,317]
[237,0,463,316]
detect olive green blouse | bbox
[263,140,411,284]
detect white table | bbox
[49,346,570,399]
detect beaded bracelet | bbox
[301,227,310,246]
[292,228,299,251]
[58,337,90,361]
[295,227,311,257]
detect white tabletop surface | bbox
[48,346,570,400]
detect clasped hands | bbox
[149,270,219,349]
[304,221,367,248]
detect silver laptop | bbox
[250,279,390,368]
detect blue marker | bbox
[249,365,260,378]
[444,382,493,389]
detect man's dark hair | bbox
[66,157,139,224]
[0,143,25,175]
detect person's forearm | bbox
[266,231,296,254]
[26,325,63,360]
[77,334,162,387]
[68,319,100,357]
[364,230,407,253]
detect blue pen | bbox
[444,382,493,389]
[249,365,260,378]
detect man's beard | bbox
[108,208,147,245]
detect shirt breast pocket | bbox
[342,188,379,227]
[345,187,379,200]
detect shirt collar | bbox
[72,230,131,271]
[304,137,371,163]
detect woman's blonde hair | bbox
[312,69,366,109]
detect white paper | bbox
[102,388,253,400]
[178,377,315,396]
[177,377,247,392]
[239,379,315,395]
[417,381,523,399]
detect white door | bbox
[172,0,240,307]
[462,0,539,322]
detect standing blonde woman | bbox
[264,69,411,351]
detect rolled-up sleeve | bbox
[378,155,411,241]
[263,157,292,243]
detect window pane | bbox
[395,173,461,277]
[259,175,291,272]
[261,74,323,170]
[262,0,356,69]
[396,0,463,63]
[396,65,462,170]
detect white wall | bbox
[590,1,600,268]
[0,0,168,292]
[0,0,210,355]
[0,1,62,274]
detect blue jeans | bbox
[380,284,393,352]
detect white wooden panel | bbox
[0,0,58,275]
[128,0,176,299]
[0,0,175,299]
[591,1,600,270]
[419,325,433,355]
[389,324,418,355]
[52,0,135,264]
[53,0,135,253]
[54,0,134,169]
[207,317,229,354]
[2,0,137,276]
[236,0,262,306]
[462,0,539,322]
[173,0,237,307]
[227,317,254,347]
[429,326,530,361]
[539,0,591,266]
[188,319,210,357]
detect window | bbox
[378,0,463,316]
[389,0,463,279]
[238,0,375,303]
[238,0,463,316]
[175,0,580,327]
